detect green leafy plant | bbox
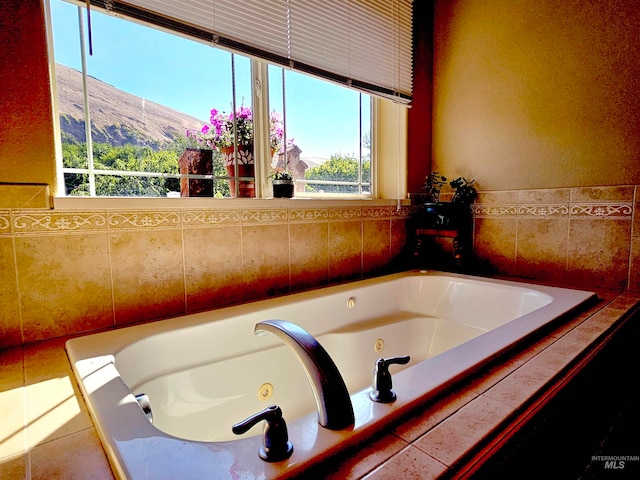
[423,172,448,202]
[449,177,477,206]
[423,172,477,205]
[271,169,294,181]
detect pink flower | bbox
[201,124,210,134]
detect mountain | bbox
[55,64,205,148]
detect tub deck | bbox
[2,281,638,479]
[62,271,604,479]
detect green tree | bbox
[304,154,371,193]
[61,135,232,197]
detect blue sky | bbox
[50,0,369,159]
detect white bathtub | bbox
[66,270,595,479]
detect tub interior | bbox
[117,274,556,443]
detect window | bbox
[48,0,376,198]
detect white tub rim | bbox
[65,270,596,479]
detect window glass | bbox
[49,0,372,198]
[269,66,372,195]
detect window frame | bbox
[47,0,378,200]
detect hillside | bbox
[55,64,205,148]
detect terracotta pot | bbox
[221,145,255,198]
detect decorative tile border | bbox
[0,211,11,235]
[570,203,633,219]
[517,204,569,218]
[473,205,518,218]
[391,205,412,218]
[4,205,408,233]
[289,208,330,223]
[474,200,633,220]
[363,206,394,219]
[107,211,181,230]
[12,211,108,234]
[241,209,289,225]
[327,207,362,221]
[182,209,242,227]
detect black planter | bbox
[423,202,471,229]
[273,180,294,198]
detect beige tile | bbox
[0,184,50,209]
[413,395,513,467]
[528,335,587,373]
[0,346,24,390]
[23,337,71,384]
[627,236,640,291]
[466,349,536,396]
[607,291,640,311]
[329,220,363,283]
[390,218,408,262]
[473,218,517,275]
[317,433,409,480]
[0,452,27,479]
[0,238,21,349]
[579,304,631,333]
[482,361,556,409]
[633,185,640,236]
[567,219,631,289]
[25,373,92,448]
[110,230,185,325]
[515,218,569,282]
[518,188,571,204]
[289,222,329,292]
[362,445,448,480]
[363,219,390,275]
[475,191,519,205]
[15,234,113,343]
[571,185,635,203]
[0,387,26,459]
[30,427,114,480]
[241,224,290,298]
[394,387,478,442]
[183,225,244,312]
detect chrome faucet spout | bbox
[254,319,354,430]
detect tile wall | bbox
[0,203,410,349]
[3,184,640,350]
[473,185,640,290]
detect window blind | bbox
[84,0,413,104]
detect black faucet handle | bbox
[232,404,294,462]
[369,355,411,403]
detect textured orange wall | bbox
[432,0,640,191]
[0,0,56,191]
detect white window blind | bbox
[84,0,413,104]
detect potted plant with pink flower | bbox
[187,107,284,197]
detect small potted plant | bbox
[423,172,477,228]
[271,170,295,198]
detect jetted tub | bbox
[66,270,595,479]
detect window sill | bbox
[52,196,409,211]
